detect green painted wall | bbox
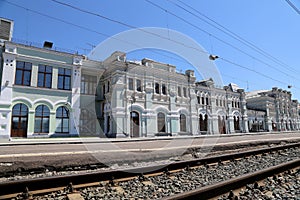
[13,87,72,104]
[18,47,73,64]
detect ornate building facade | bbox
[0,18,299,138]
[96,52,249,138]
[246,88,300,132]
[0,40,105,138]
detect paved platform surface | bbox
[1,131,300,146]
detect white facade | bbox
[97,52,249,138]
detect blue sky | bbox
[1,0,300,99]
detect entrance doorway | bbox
[218,116,226,134]
[11,103,28,137]
[157,112,166,133]
[130,111,140,137]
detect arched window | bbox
[180,114,187,132]
[34,105,50,133]
[157,112,166,133]
[56,106,69,133]
[11,103,28,137]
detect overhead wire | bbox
[145,0,300,82]
[50,0,300,90]
[285,0,300,15]
[2,0,197,67]
[49,0,208,56]
[171,0,300,75]
[4,0,299,90]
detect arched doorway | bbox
[180,114,187,132]
[11,103,28,137]
[218,116,226,134]
[272,120,277,131]
[130,111,140,137]
[234,116,240,131]
[157,112,166,133]
[199,114,208,132]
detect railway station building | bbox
[98,52,248,138]
[0,17,299,138]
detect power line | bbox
[49,0,300,90]
[171,0,300,75]
[285,0,300,15]
[145,0,300,82]
[49,0,209,56]
[4,0,299,91]
[3,0,197,66]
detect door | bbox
[11,104,28,137]
[130,111,139,137]
[218,116,226,134]
[157,112,166,133]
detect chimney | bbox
[43,41,53,49]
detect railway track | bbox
[162,160,300,200]
[0,142,299,199]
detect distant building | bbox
[246,88,300,132]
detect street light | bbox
[209,54,219,61]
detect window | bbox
[38,65,52,88]
[180,114,187,132]
[216,99,219,106]
[206,97,209,105]
[162,84,166,95]
[197,96,200,104]
[57,68,71,90]
[201,97,205,105]
[155,83,160,94]
[81,74,97,95]
[128,78,133,90]
[34,105,50,133]
[136,79,142,92]
[55,106,69,133]
[183,87,187,97]
[178,86,181,96]
[15,61,32,86]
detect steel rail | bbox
[162,158,300,200]
[0,142,299,199]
